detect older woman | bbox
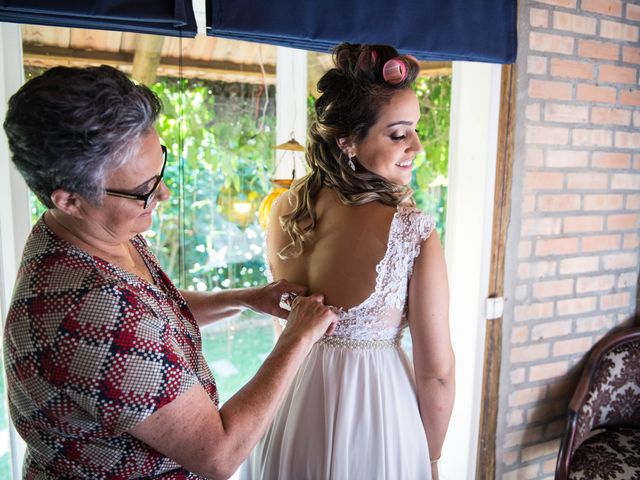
[2,65,337,479]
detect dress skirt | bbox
[242,339,432,480]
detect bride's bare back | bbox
[267,188,398,310]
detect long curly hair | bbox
[279,43,420,259]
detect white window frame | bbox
[0,28,502,478]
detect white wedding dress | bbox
[243,206,435,480]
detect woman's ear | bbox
[50,189,84,217]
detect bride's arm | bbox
[407,229,455,472]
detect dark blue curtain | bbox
[206,0,517,63]
[0,0,197,37]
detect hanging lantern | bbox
[258,135,304,230]
[217,183,262,229]
[258,179,293,229]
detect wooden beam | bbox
[131,34,165,86]
[22,44,277,84]
[475,62,517,480]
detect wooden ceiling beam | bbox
[22,44,277,84]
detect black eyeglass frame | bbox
[105,145,167,209]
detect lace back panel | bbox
[331,206,435,341]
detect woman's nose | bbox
[156,179,171,202]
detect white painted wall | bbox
[275,46,307,180]
[0,22,29,480]
[439,61,502,480]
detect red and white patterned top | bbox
[4,217,218,479]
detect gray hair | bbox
[3,65,161,208]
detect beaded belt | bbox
[318,335,402,350]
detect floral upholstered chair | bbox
[555,324,640,480]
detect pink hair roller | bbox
[382,58,407,85]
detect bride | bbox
[243,43,455,480]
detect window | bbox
[6,24,451,475]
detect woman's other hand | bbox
[282,294,338,345]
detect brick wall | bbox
[497,0,640,478]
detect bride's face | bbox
[352,88,423,186]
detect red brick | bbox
[623,233,639,249]
[627,195,640,210]
[503,449,519,466]
[502,464,542,480]
[601,19,639,42]
[557,296,597,316]
[581,234,621,252]
[514,302,555,322]
[603,252,638,269]
[530,32,574,55]
[529,361,570,382]
[553,12,597,34]
[523,195,536,213]
[563,215,604,233]
[599,64,637,84]
[533,279,574,298]
[507,409,525,427]
[573,129,612,147]
[553,336,593,356]
[635,111,640,127]
[537,0,576,6]
[621,89,640,106]
[592,152,631,169]
[524,172,564,192]
[623,46,640,65]
[531,320,572,340]
[611,173,640,190]
[538,194,581,212]
[549,59,594,79]
[512,326,530,344]
[619,271,638,289]
[546,150,589,168]
[511,344,551,364]
[582,0,622,17]
[576,274,616,293]
[576,315,614,333]
[607,214,639,230]
[567,172,608,189]
[559,256,600,274]
[526,103,541,122]
[521,218,562,236]
[526,401,567,424]
[592,107,632,126]
[576,84,616,103]
[529,79,573,100]
[511,368,526,385]
[545,103,589,123]
[526,148,545,168]
[536,237,579,256]
[601,292,631,310]
[528,56,548,75]
[584,194,624,210]
[519,239,532,258]
[578,39,620,61]
[615,132,640,149]
[518,260,558,279]
[628,4,640,21]
[543,458,559,474]
[527,125,570,144]
[530,8,549,27]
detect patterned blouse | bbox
[4,217,218,479]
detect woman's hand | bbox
[282,294,338,344]
[244,279,308,319]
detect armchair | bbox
[555,325,640,480]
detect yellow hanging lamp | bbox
[258,136,304,230]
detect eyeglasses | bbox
[105,145,167,209]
